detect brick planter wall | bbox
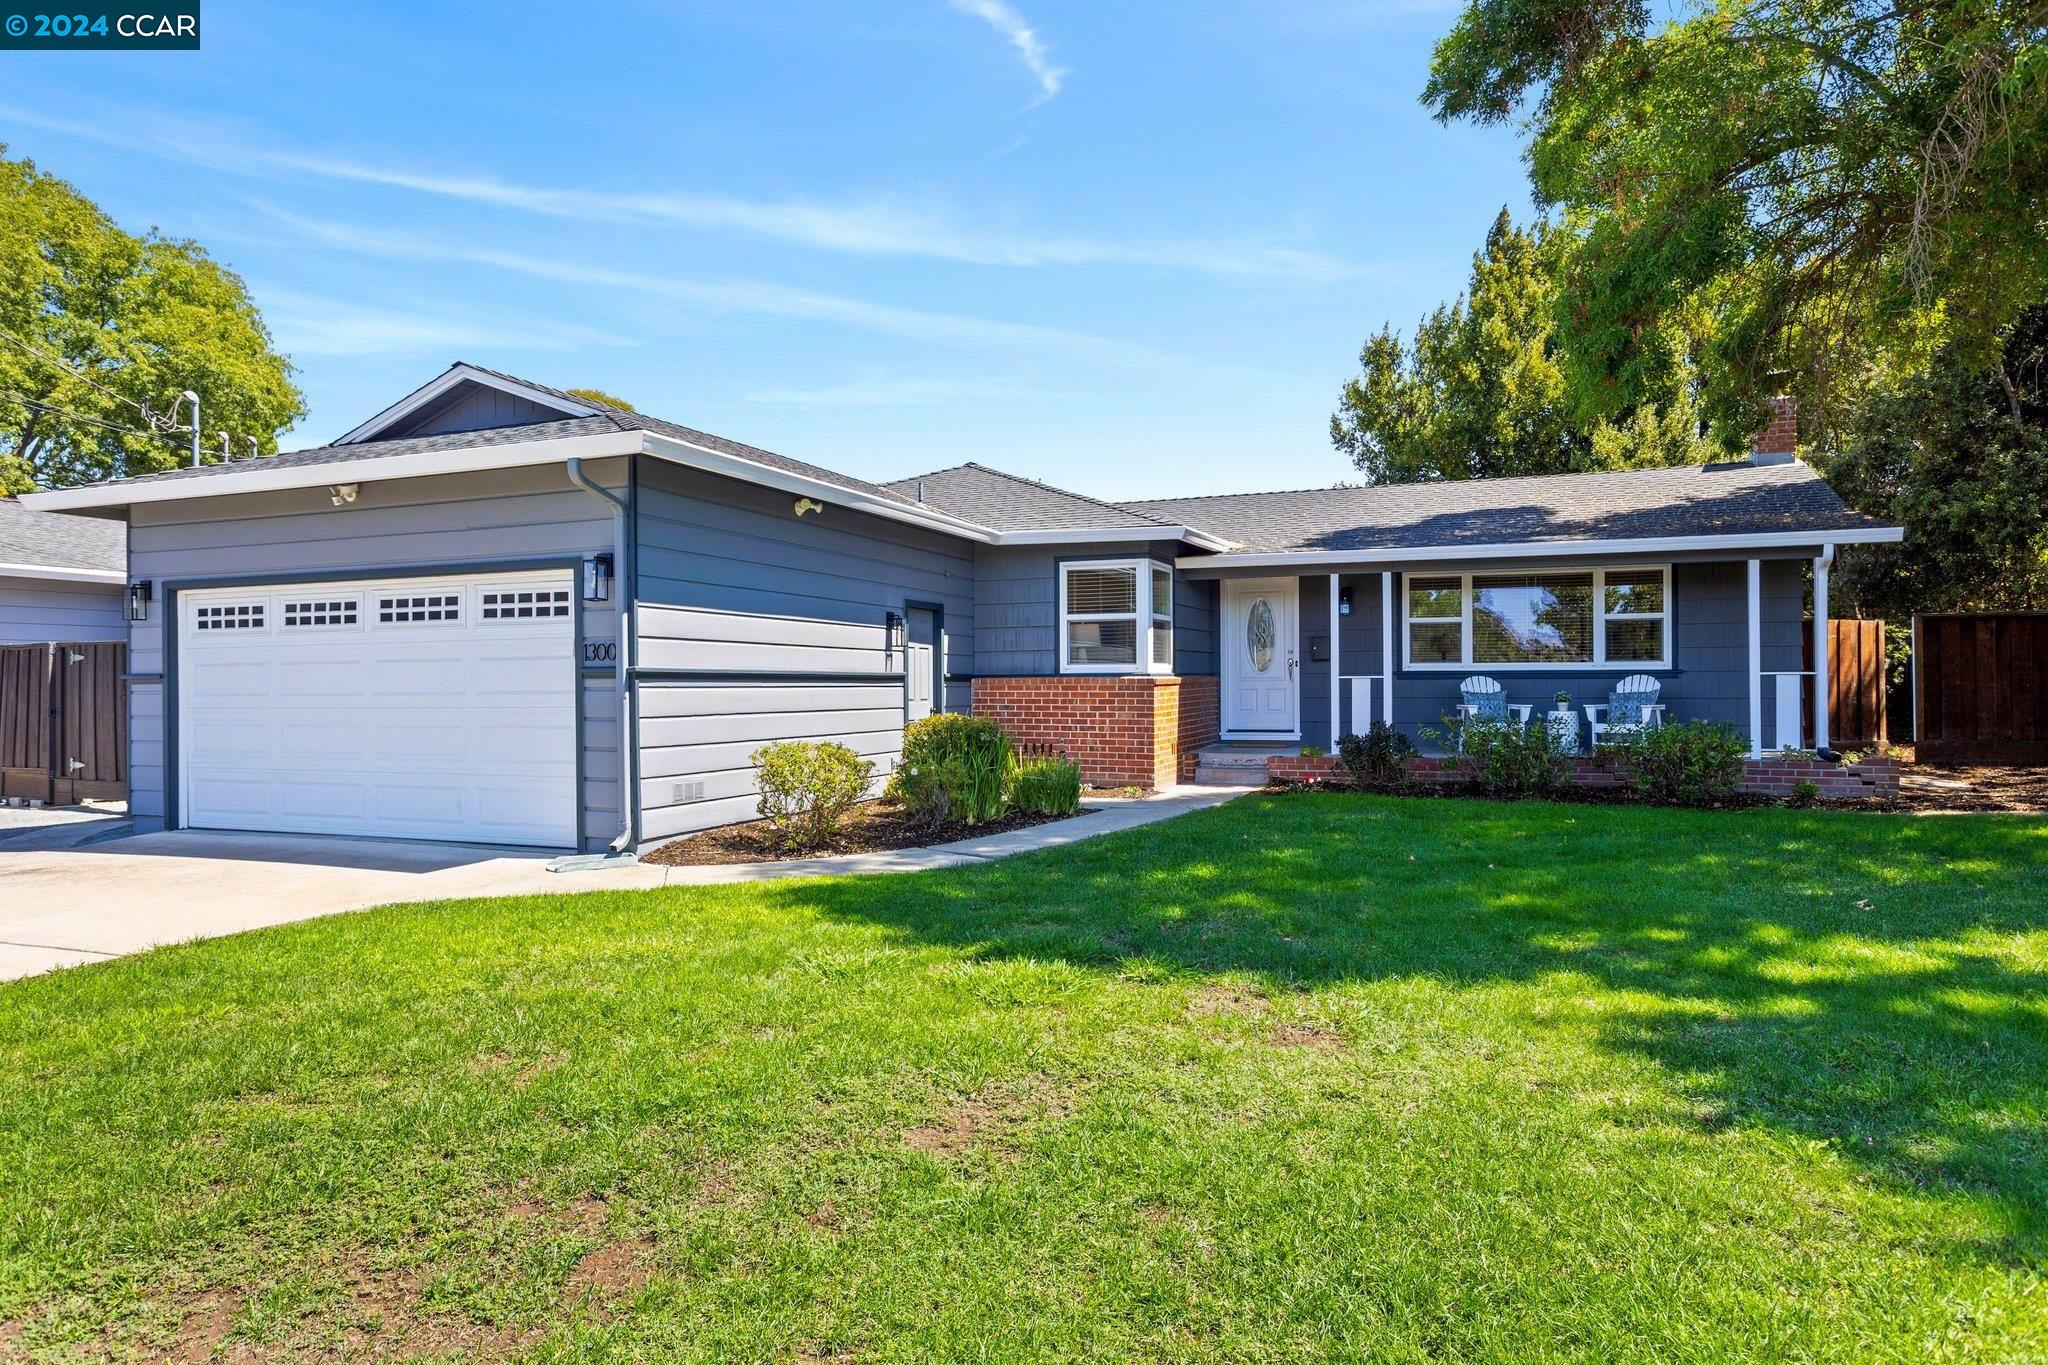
[972,675,1217,789]
[1266,753,1901,800]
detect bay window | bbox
[1403,566,1670,669]
[1061,559,1174,674]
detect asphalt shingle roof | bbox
[0,496,125,573]
[885,463,1177,533]
[1125,460,1889,555]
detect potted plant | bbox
[1553,690,1573,713]
[1545,692,1580,755]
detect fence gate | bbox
[1803,618,1888,749]
[0,642,128,804]
[1914,613,2048,765]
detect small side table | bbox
[1544,708,1580,755]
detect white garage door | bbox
[177,570,580,847]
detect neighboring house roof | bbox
[885,463,1179,533]
[1127,460,1894,559]
[0,496,125,581]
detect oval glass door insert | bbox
[1246,597,1275,672]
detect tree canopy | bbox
[1423,0,2048,434]
[1332,208,1720,482]
[0,148,304,493]
[564,387,635,411]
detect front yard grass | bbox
[3,793,2046,1361]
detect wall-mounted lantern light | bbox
[1338,587,1352,616]
[584,553,614,603]
[885,610,905,657]
[125,580,153,623]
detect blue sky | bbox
[0,0,1531,499]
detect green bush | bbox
[1623,720,1749,806]
[1787,778,1822,807]
[1338,723,1415,787]
[1012,750,1082,817]
[1462,718,1572,796]
[891,713,1015,827]
[1298,744,1325,759]
[752,740,875,852]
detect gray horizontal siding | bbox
[633,460,975,840]
[126,460,625,849]
[973,542,1211,677]
[0,576,126,645]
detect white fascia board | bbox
[0,562,124,584]
[1175,526,1904,572]
[991,525,1236,551]
[18,430,644,513]
[636,432,999,543]
[332,364,599,445]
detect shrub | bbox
[1457,717,1571,797]
[1623,720,1749,806]
[891,713,1015,827]
[1338,723,1415,787]
[1298,744,1325,759]
[753,740,874,852]
[1787,778,1822,807]
[1012,750,1082,817]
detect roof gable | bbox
[334,363,603,444]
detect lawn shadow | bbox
[761,793,2048,1265]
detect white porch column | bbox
[1381,570,1395,727]
[1747,558,1763,758]
[1328,572,1341,745]
[1813,545,1832,751]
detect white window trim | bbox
[1401,565,1673,672]
[1059,557,1175,675]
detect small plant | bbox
[890,713,1015,827]
[1338,723,1415,787]
[1454,717,1571,797]
[1554,690,1572,708]
[1298,744,1325,759]
[1786,778,1822,807]
[1775,745,1820,762]
[1623,720,1749,806]
[752,740,875,852]
[1011,750,1082,817]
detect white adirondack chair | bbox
[1456,675,1531,751]
[1585,674,1667,747]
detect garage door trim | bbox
[164,556,587,848]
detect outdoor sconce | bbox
[125,580,153,623]
[885,610,905,655]
[1339,587,1352,616]
[584,553,614,603]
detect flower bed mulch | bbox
[1270,767,2048,814]
[641,799,1093,866]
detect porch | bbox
[1187,552,1847,760]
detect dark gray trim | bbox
[161,554,588,850]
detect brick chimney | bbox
[1752,394,1798,466]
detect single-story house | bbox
[21,363,1902,851]
[0,497,126,645]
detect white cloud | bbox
[743,374,1040,407]
[261,291,635,357]
[947,0,1066,102]
[0,101,1361,281]
[254,207,1156,361]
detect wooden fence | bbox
[1914,613,2048,764]
[1803,618,1888,749]
[0,642,128,804]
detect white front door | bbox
[1222,578,1299,737]
[176,569,580,847]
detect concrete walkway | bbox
[0,787,1243,983]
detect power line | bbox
[0,323,166,425]
[1,388,176,444]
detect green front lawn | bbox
[4,795,2047,1361]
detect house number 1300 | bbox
[582,641,617,664]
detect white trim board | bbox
[0,563,124,584]
[1176,527,1901,572]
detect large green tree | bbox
[1332,208,1720,482]
[0,147,304,493]
[1423,0,2048,434]
[1818,306,2048,618]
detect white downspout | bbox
[566,457,636,855]
[1814,543,1834,753]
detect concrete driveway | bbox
[0,789,1243,983]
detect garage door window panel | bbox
[378,593,462,624]
[283,598,360,629]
